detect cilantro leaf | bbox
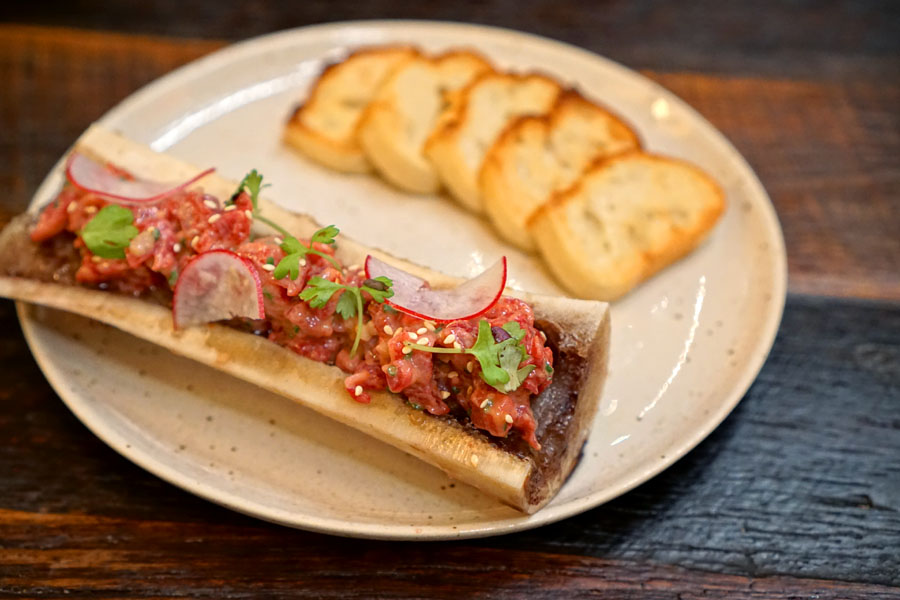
[80,205,139,259]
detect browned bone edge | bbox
[2,125,610,513]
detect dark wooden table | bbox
[1,2,899,598]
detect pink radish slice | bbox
[364,255,507,322]
[173,250,265,329]
[66,152,215,206]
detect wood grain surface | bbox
[0,1,898,597]
[0,24,896,299]
[1,295,898,596]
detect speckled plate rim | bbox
[17,20,787,540]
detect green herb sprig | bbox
[232,169,268,211]
[80,205,139,259]
[234,170,341,272]
[299,275,394,356]
[405,320,535,393]
[272,225,341,276]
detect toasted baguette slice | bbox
[528,151,725,300]
[358,50,492,194]
[0,125,611,513]
[424,72,561,213]
[481,91,641,251]
[284,46,418,173]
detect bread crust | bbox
[423,71,562,213]
[2,125,611,513]
[357,50,492,194]
[481,89,641,252]
[528,151,726,300]
[284,46,419,173]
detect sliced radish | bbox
[173,250,265,329]
[66,151,215,206]
[364,255,507,323]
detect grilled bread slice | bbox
[424,72,561,213]
[357,50,492,194]
[528,151,725,300]
[0,125,611,513]
[284,46,418,173]
[481,91,640,251]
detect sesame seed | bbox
[262,264,275,272]
[505,414,514,424]
[394,327,403,335]
[401,346,412,355]
[418,338,431,346]
[84,205,97,214]
[67,202,77,213]
[453,341,462,350]
[424,320,436,331]
[348,264,360,271]
[273,237,283,245]
[467,386,473,396]
[408,332,418,340]
[203,199,218,209]
[173,243,182,253]
[480,398,490,409]
[354,385,363,397]
[208,214,221,224]
[244,210,253,219]
[224,205,237,212]
[299,259,307,267]
[416,327,427,335]
[191,236,200,248]
[470,455,479,467]
[443,333,456,345]
[448,371,458,378]
[91,255,102,263]
[466,361,474,373]
[383,325,393,336]
[441,391,450,399]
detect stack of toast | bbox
[285,46,725,301]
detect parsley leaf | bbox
[80,205,139,259]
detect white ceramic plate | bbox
[19,21,786,539]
